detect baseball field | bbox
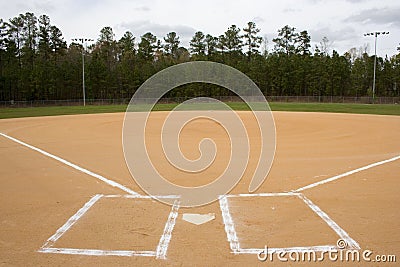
[0,105,399,266]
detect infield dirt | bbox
[0,111,399,266]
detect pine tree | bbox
[138,32,157,61]
[163,31,180,58]
[205,34,217,58]
[273,25,298,56]
[295,30,311,55]
[224,25,243,54]
[38,15,51,59]
[49,25,66,56]
[189,31,206,56]
[243,21,262,60]
[118,31,135,56]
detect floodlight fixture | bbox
[363,31,390,101]
[71,38,94,106]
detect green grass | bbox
[269,102,400,115]
[0,102,399,119]
[0,105,127,119]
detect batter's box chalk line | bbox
[3,131,396,259]
[38,194,180,259]
[219,192,360,255]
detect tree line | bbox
[0,12,399,102]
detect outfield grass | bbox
[0,102,399,119]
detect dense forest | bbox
[0,12,399,102]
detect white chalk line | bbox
[103,194,180,199]
[294,154,400,192]
[39,194,180,259]
[219,193,360,255]
[40,194,103,249]
[156,199,180,259]
[5,132,383,258]
[0,132,139,196]
[298,194,360,250]
[219,196,240,253]
[236,245,337,254]
[1,132,183,259]
[226,192,300,198]
[222,155,399,254]
[39,248,156,257]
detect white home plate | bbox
[182,213,215,225]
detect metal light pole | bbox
[72,38,94,106]
[364,31,389,101]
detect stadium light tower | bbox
[364,31,389,101]
[72,38,94,106]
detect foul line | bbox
[294,154,400,192]
[0,132,139,196]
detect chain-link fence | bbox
[1,96,399,108]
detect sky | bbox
[1,0,399,57]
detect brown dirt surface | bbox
[0,111,399,266]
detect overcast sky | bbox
[1,0,399,56]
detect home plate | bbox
[182,213,215,225]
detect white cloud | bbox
[0,0,398,56]
[344,6,400,27]
[133,6,151,12]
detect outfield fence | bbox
[0,96,399,108]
